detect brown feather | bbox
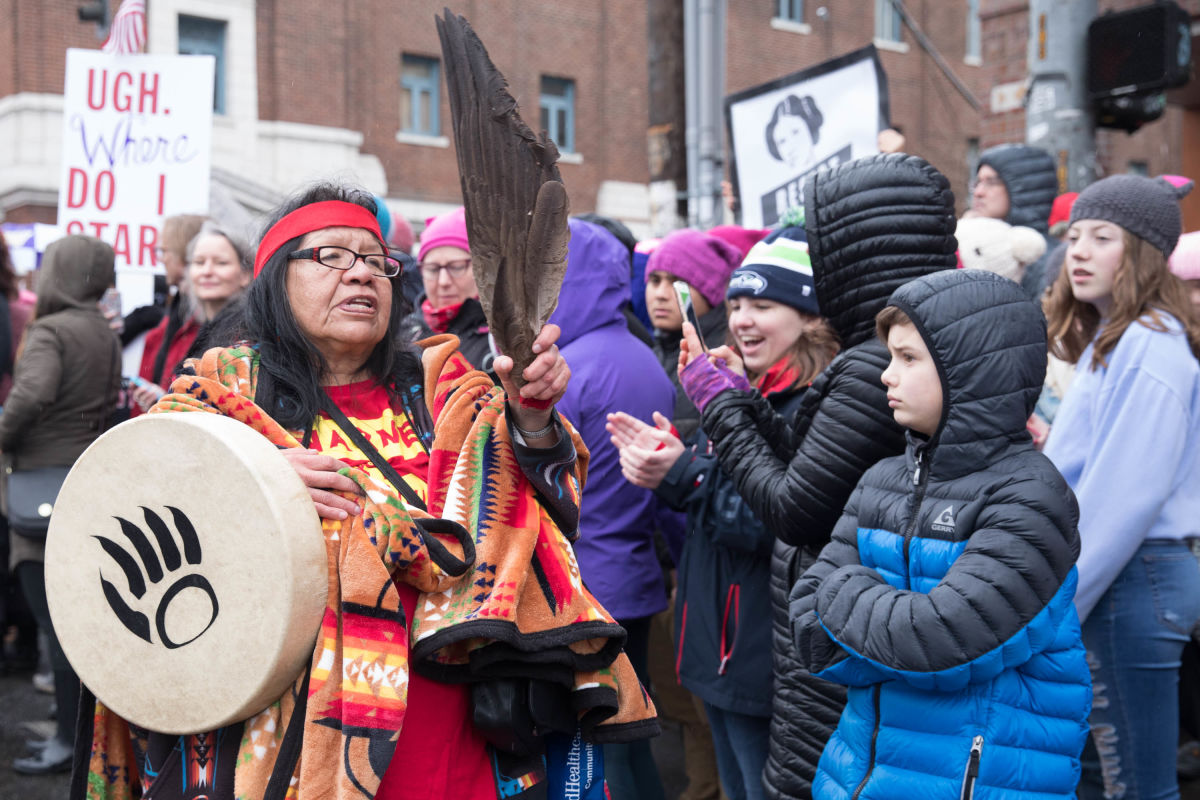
[436,9,571,385]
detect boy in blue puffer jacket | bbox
[790,269,1091,800]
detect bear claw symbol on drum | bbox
[94,506,220,649]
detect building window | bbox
[875,0,902,43]
[966,0,981,61]
[178,15,226,114]
[777,0,803,24]
[400,55,440,136]
[540,76,576,154]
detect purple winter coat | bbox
[550,219,676,620]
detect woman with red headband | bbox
[71,184,655,800]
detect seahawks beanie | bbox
[1069,174,1194,258]
[725,224,819,316]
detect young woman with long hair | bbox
[1043,174,1200,800]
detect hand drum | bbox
[44,413,327,734]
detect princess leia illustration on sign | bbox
[765,94,824,173]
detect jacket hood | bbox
[886,269,1046,478]
[803,153,958,350]
[976,144,1057,234]
[35,235,115,317]
[549,218,631,347]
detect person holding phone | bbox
[643,229,743,440]
[610,228,839,800]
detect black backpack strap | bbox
[263,669,311,800]
[318,391,428,512]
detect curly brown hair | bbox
[1044,229,1200,370]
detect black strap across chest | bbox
[317,391,428,513]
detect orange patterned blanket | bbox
[81,335,656,800]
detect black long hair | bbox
[240,182,421,429]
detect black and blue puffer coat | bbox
[700,152,958,800]
[791,270,1091,800]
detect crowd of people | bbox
[0,135,1197,800]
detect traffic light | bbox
[77,1,110,39]
[1087,1,1192,131]
[1087,1,1191,98]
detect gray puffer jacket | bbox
[975,144,1058,296]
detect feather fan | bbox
[436,9,571,387]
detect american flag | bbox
[101,0,146,55]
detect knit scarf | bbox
[80,335,657,800]
[421,299,464,334]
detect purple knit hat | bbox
[417,206,470,262]
[645,229,743,307]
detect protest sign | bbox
[725,46,889,229]
[57,49,214,312]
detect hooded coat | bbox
[550,219,676,621]
[975,144,1058,296]
[2,235,121,565]
[790,270,1090,800]
[698,153,958,799]
[0,235,120,468]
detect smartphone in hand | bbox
[672,280,708,352]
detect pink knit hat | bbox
[645,229,743,307]
[1170,230,1200,281]
[706,225,770,260]
[417,206,470,262]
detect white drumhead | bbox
[45,413,327,734]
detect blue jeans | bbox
[1079,539,1200,800]
[704,703,769,800]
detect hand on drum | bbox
[605,411,683,490]
[281,448,364,520]
[495,323,570,445]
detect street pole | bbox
[1026,0,1098,191]
[684,0,726,229]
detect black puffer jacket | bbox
[699,153,958,800]
[975,144,1058,297]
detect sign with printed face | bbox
[57,49,214,311]
[725,46,889,229]
[44,414,326,734]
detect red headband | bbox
[254,200,384,277]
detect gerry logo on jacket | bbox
[931,504,957,534]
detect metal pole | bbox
[684,0,700,228]
[1026,0,1098,191]
[684,0,726,229]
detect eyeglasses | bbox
[287,245,402,278]
[419,259,472,279]
[969,176,1005,192]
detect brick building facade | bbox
[0,0,652,233]
[1,1,1195,235]
[726,0,989,216]
[979,0,1200,229]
